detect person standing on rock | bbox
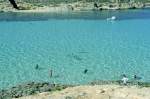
[8,0,19,9]
[122,74,129,85]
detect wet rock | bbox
[39,84,52,92]
[14,90,23,98]
[0,82,68,98]
[65,96,75,99]
[138,82,150,87]
[51,85,68,91]
[90,80,150,88]
[100,90,105,93]
[90,80,113,85]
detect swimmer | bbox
[49,69,53,77]
[134,75,142,80]
[35,64,39,70]
[83,69,88,74]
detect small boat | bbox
[107,16,116,21]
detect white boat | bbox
[107,16,116,21]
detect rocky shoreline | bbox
[0,1,149,13]
[0,81,150,99]
[0,82,71,99]
[18,84,150,99]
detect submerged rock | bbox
[67,53,83,61]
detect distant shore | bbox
[0,1,150,13]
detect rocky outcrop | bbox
[0,82,69,99]
[0,80,150,99]
[0,80,149,99]
[90,80,150,87]
[16,84,150,99]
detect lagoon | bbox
[0,9,150,89]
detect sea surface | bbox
[0,9,150,89]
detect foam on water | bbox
[0,10,150,89]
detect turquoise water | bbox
[0,9,150,89]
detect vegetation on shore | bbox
[11,0,150,4]
[0,0,150,12]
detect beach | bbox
[0,1,150,99]
[15,84,150,99]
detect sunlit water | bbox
[0,9,150,89]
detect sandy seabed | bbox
[16,85,150,99]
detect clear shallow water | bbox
[0,9,150,89]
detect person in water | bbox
[121,74,129,85]
[9,0,19,9]
[49,69,53,77]
[134,75,142,80]
[83,69,88,74]
[35,64,39,70]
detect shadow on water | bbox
[67,53,83,61]
[0,8,150,21]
